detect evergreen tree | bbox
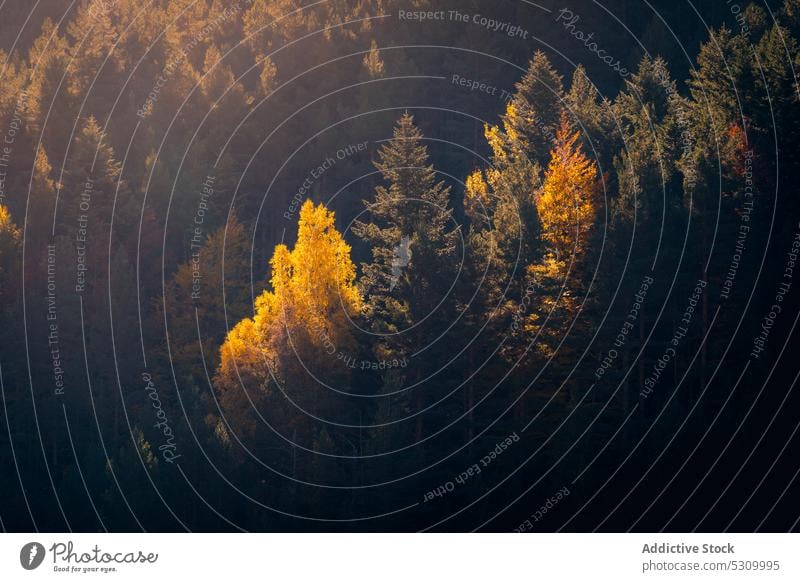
[157,214,252,381]
[354,113,458,440]
[565,65,618,181]
[506,51,565,165]
[60,115,124,231]
[463,98,541,359]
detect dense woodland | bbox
[0,0,799,531]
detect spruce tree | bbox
[354,113,457,333]
[506,51,565,165]
[354,113,458,441]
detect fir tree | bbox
[506,51,565,165]
[354,113,458,440]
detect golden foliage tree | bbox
[0,205,21,302]
[536,113,598,261]
[525,115,599,360]
[213,200,361,444]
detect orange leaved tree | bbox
[213,200,361,449]
[536,113,599,262]
[525,114,599,361]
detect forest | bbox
[0,0,799,532]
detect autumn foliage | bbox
[214,201,361,441]
[537,114,599,261]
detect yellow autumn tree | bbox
[536,113,598,261]
[464,100,541,272]
[213,200,361,444]
[464,102,531,221]
[525,114,597,358]
[0,205,21,302]
[525,114,599,359]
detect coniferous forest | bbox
[0,0,799,532]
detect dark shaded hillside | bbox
[0,0,798,532]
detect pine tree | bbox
[65,0,123,117]
[60,116,124,231]
[565,65,618,179]
[459,126,540,434]
[354,113,457,332]
[783,0,800,38]
[26,19,74,163]
[613,56,684,232]
[354,112,458,441]
[462,99,542,357]
[754,24,800,180]
[157,214,252,378]
[362,40,385,79]
[612,57,690,414]
[506,51,565,165]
